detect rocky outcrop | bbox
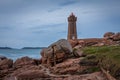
[1,35,120,80]
[0,58,13,70]
[53,72,107,80]
[70,32,120,48]
[0,55,7,60]
[40,39,73,66]
[68,39,78,47]
[0,57,13,79]
[3,57,44,80]
[73,45,85,57]
[113,32,120,41]
[0,56,108,80]
[13,56,37,69]
[0,56,41,79]
[103,32,115,39]
[50,58,92,75]
[104,32,120,41]
[16,70,50,80]
[4,65,49,80]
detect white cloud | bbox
[0,0,120,48]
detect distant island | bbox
[22,47,46,49]
[0,47,46,49]
[0,47,12,49]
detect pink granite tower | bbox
[67,13,77,40]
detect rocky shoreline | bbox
[0,56,108,80]
[0,32,120,80]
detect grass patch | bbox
[81,67,100,74]
[81,46,120,79]
[83,46,111,54]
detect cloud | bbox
[60,0,78,6]
[48,7,62,12]
[30,23,67,36]
[0,0,120,48]
[0,26,13,30]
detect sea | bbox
[0,49,42,61]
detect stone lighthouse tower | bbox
[67,13,77,40]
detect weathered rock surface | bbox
[0,57,13,79]
[2,34,120,80]
[73,45,85,57]
[17,70,50,80]
[0,58,13,69]
[103,32,120,41]
[68,39,78,47]
[53,72,107,80]
[2,57,42,80]
[104,32,115,39]
[71,32,120,48]
[75,38,104,47]
[4,65,48,80]
[50,58,92,75]
[0,55,7,60]
[1,56,108,80]
[50,58,107,80]
[13,56,36,68]
[113,32,120,41]
[4,58,44,80]
[40,39,73,66]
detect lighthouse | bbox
[67,13,77,40]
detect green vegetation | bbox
[82,46,120,79]
[83,67,100,73]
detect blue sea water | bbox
[0,49,41,61]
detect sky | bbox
[0,0,120,48]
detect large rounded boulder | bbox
[40,39,73,66]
